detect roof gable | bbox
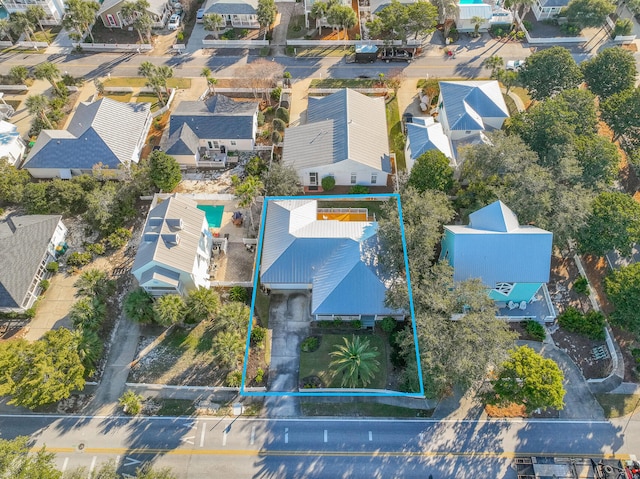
[469,200,520,232]
[406,117,453,161]
[439,81,509,131]
[165,123,200,156]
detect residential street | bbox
[1,414,640,478]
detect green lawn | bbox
[103,77,192,89]
[386,95,406,171]
[104,92,133,103]
[287,14,307,39]
[503,93,519,116]
[32,26,62,44]
[294,46,354,58]
[510,86,532,109]
[135,93,165,112]
[309,78,379,89]
[301,401,433,417]
[299,333,387,389]
[595,394,640,418]
[254,288,270,328]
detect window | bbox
[309,172,318,185]
[230,140,237,146]
[371,173,377,184]
[465,130,471,134]
[106,14,117,26]
[494,282,514,296]
[350,173,356,184]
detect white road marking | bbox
[369,431,373,441]
[124,457,142,468]
[89,456,97,476]
[181,436,195,445]
[200,423,206,447]
[222,429,228,447]
[285,428,289,444]
[250,426,256,445]
[184,421,197,429]
[61,457,68,472]
[324,430,328,443]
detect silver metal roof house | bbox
[132,195,213,297]
[22,98,152,179]
[282,89,391,189]
[260,199,402,320]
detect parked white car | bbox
[506,59,525,71]
[168,14,181,30]
[196,8,205,22]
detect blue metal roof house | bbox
[440,200,556,321]
[260,199,403,323]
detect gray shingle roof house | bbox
[166,95,259,168]
[260,199,402,321]
[22,98,152,179]
[282,89,391,190]
[0,215,67,313]
[132,195,214,297]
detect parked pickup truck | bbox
[379,47,416,63]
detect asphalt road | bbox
[1,414,639,478]
[0,48,605,82]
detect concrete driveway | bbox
[24,272,76,341]
[265,291,311,417]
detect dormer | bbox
[166,218,184,231]
[162,233,180,246]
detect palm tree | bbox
[470,15,485,37]
[9,65,29,84]
[214,301,250,335]
[0,18,14,42]
[121,0,152,43]
[133,10,152,44]
[74,269,115,299]
[329,335,380,388]
[311,1,327,35]
[203,13,225,38]
[185,287,220,324]
[69,297,106,331]
[337,6,357,41]
[232,174,264,230]
[200,67,218,95]
[26,5,47,33]
[124,288,155,323]
[138,60,155,79]
[75,328,103,375]
[212,330,244,369]
[257,0,277,40]
[25,94,53,129]
[34,61,61,94]
[152,294,186,326]
[139,62,173,105]
[63,0,100,42]
[483,55,504,77]
[9,11,35,42]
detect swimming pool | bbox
[459,0,484,4]
[197,205,224,228]
[0,7,7,19]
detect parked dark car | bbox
[379,47,415,63]
[402,112,413,134]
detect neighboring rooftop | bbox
[282,89,391,173]
[0,215,62,309]
[439,80,509,131]
[22,98,151,170]
[98,0,167,17]
[169,94,258,141]
[406,117,454,166]
[203,0,258,14]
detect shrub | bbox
[119,391,143,415]
[351,319,362,329]
[85,242,106,256]
[66,251,92,267]
[283,71,292,79]
[272,118,286,132]
[39,279,50,292]
[176,30,184,42]
[226,370,242,387]
[333,317,343,327]
[271,131,282,144]
[558,306,606,340]
[524,320,546,341]
[271,87,282,102]
[321,175,336,191]
[46,262,59,273]
[255,368,265,384]
[261,129,271,139]
[106,228,132,250]
[301,336,319,352]
[25,307,37,319]
[229,286,249,303]
[257,110,265,126]
[522,20,533,31]
[560,23,581,36]
[380,316,396,333]
[613,18,632,37]
[573,276,589,295]
[349,185,369,194]
[251,325,267,346]
[275,107,289,123]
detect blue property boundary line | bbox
[240,193,424,398]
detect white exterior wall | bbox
[264,283,311,290]
[483,116,507,130]
[199,138,254,152]
[26,167,67,179]
[298,159,388,187]
[0,139,26,167]
[192,217,213,289]
[3,0,65,24]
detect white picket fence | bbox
[286,39,419,47]
[15,41,49,49]
[0,41,13,48]
[73,42,153,52]
[202,39,269,48]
